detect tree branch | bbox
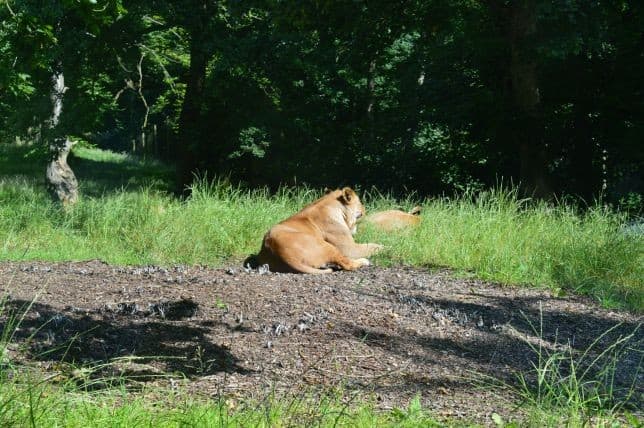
[137,43,177,92]
[112,52,149,131]
[4,0,16,17]
[136,53,149,129]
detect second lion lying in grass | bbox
[363,206,421,231]
[256,187,383,274]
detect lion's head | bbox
[336,187,365,235]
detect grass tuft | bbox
[513,308,643,427]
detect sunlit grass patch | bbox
[0,362,443,427]
[0,144,642,311]
[361,189,643,312]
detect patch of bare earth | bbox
[1,261,642,424]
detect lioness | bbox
[256,187,383,274]
[363,206,421,231]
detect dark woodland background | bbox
[1,1,642,208]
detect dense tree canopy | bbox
[1,0,642,206]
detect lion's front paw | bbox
[356,257,370,267]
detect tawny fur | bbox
[257,187,383,274]
[363,206,422,231]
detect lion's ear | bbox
[340,187,355,203]
[324,187,333,194]
[409,206,422,216]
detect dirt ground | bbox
[1,260,642,424]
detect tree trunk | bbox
[175,26,208,196]
[507,0,551,199]
[46,63,78,206]
[366,59,377,148]
[569,104,598,200]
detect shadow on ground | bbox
[340,290,642,408]
[0,261,641,417]
[1,298,248,378]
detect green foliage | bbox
[229,126,270,159]
[2,0,642,203]
[0,0,129,144]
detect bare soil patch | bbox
[1,261,641,424]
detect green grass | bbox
[1,142,642,312]
[2,376,639,428]
[363,189,643,311]
[0,380,444,427]
[1,142,642,425]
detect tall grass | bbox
[0,382,443,427]
[0,177,303,265]
[1,144,642,311]
[511,310,643,427]
[363,188,643,311]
